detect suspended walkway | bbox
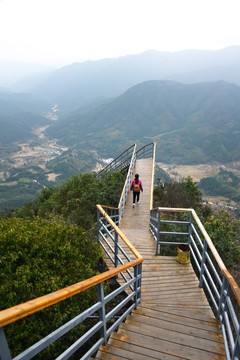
[0,143,239,360]
[96,154,226,359]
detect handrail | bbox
[97,144,136,176]
[151,206,240,304]
[0,143,153,359]
[0,259,141,328]
[135,142,156,210]
[98,142,156,223]
[117,145,136,209]
[0,205,143,360]
[0,208,143,328]
[191,208,240,305]
[150,207,240,360]
[97,205,143,261]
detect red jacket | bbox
[130,179,143,192]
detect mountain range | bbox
[28,46,240,112]
[1,47,240,210]
[46,80,240,164]
[0,93,50,146]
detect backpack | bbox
[133,182,140,192]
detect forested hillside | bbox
[1,170,126,358]
[46,80,240,163]
[0,93,50,145]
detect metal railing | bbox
[136,142,155,161]
[97,144,137,222]
[97,144,136,177]
[150,207,240,360]
[0,207,143,360]
[136,142,156,210]
[97,142,156,223]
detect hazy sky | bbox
[0,0,240,67]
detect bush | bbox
[0,216,102,358]
[204,209,240,267]
[14,171,126,229]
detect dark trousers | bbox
[133,191,140,204]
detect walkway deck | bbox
[95,159,225,360]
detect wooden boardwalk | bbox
[95,159,226,360]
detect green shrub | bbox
[204,209,240,267]
[0,216,102,358]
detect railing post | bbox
[134,263,142,308]
[199,238,208,288]
[0,328,12,360]
[155,210,161,255]
[114,234,118,269]
[188,212,193,246]
[114,231,118,277]
[232,325,240,360]
[217,276,228,320]
[97,283,107,345]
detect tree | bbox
[153,176,203,209]
[204,209,240,267]
[0,217,102,358]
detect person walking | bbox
[130,173,143,208]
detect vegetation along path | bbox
[95,158,225,359]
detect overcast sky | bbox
[0,0,240,67]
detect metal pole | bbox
[199,238,208,288]
[0,328,12,360]
[114,231,118,269]
[217,276,228,320]
[232,325,240,360]
[97,283,107,345]
[155,210,161,255]
[188,212,193,246]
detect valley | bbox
[1,125,68,179]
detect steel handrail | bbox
[97,144,136,176]
[0,259,141,329]
[0,205,143,360]
[151,206,240,304]
[0,207,143,328]
[150,206,240,360]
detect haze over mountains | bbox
[46,80,240,163]
[1,46,240,210]
[1,46,240,158]
[30,46,240,110]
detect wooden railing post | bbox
[199,238,208,288]
[97,283,107,345]
[0,328,12,360]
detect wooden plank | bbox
[127,312,223,342]
[122,319,224,354]
[112,329,225,360]
[98,339,183,360]
[136,305,219,328]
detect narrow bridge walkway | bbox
[95,159,225,360]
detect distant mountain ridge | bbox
[46,80,240,164]
[30,46,240,111]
